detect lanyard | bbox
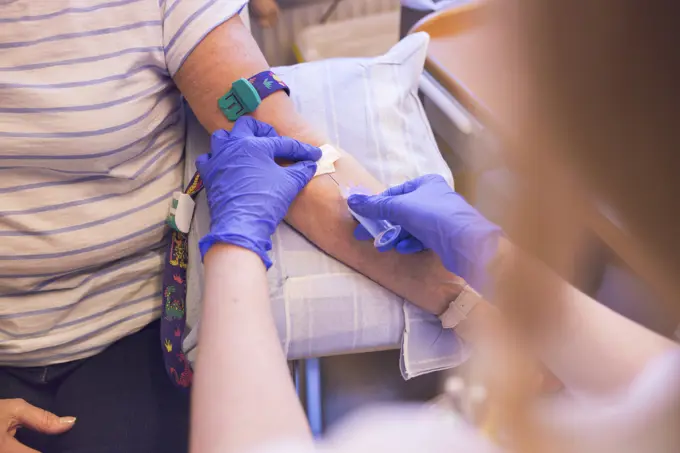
[161,171,202,388]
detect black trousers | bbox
[0,321,190,453]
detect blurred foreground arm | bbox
[495,239,679,396]
[348,175,678,395]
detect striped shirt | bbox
[0,0,246,367]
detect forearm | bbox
[174,16,322,145]
[542,283,677,395]
[175,16,464,314]
[494,239,678,395]
[190,244,311,453]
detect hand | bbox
[196,117,321,267]
[347,174,502,292]
[0,398,76,453]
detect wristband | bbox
[218,70,290,121]
[439,285,482,329]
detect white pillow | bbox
[183,33,466,378]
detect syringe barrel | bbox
[348,208,392,238]
[342,186,402,249]
[348,207,402,249]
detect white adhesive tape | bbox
[314,144,341,177]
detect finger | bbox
[352,224,374,241]
[381,174,444,197]
[286,161,318,191]
[380,181,415,197]
[231,117,278,138]
[195,153,211,174]
[209,129,231,156]
[11,399,76,435]
[4,438,39,453]
[346,194,394,220]
[272,137,322,162]
[247,117,279,138]
[395,236,425,254]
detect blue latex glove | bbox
[196,117,321,267]
[347,174,502,293]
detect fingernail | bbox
[60,417,77,425]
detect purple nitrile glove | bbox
[196,117,321,267]
[347,174,502,294]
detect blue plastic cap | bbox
[218,78,262,121]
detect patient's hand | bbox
[0,399,76,452]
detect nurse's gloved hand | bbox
[196,117,321,267]
[347,174,502,293]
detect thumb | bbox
[286,161,318,190]
[195,153,210,174]
[347,194,396,221]
[10,399,76,435]
[208,129,230,156]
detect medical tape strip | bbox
[314,144,342,177]
[439,284,482,329]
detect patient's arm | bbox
[175,15,463,313]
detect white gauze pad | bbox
[315,144,342,177]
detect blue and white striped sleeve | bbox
[161,0,249,76]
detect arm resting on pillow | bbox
[174,15,464,313]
